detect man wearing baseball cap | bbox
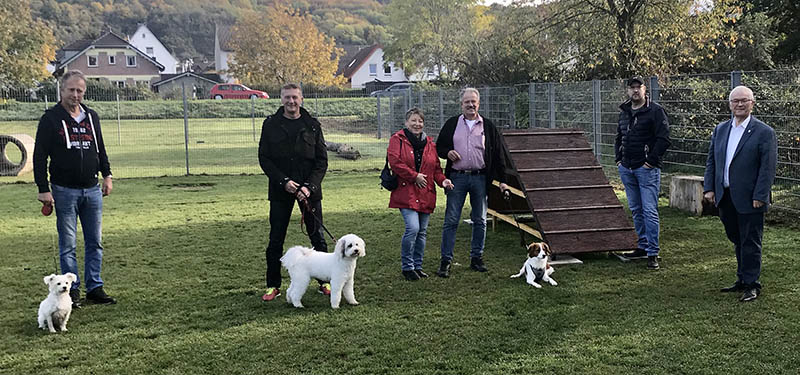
[615,76,671,269]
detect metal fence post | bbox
[182,81,190,175]
[592,80,601,158]
[251,96,257,142]
[649,76,661,102]
[376,95,382,139]
[116,93,121,146]
[529,84,536,128]
[389,94,394,136]
[731,71,742,89]
[439,89,444,131]
[548,82,556,129]
[418,89,423,110]
[509,87,516,129]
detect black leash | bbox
[296,192,336,242]
[503,190,530,250]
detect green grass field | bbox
[1,173,799,374]
[0,118,389,183]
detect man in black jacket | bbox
[258,83,329,301]
[435,87,508,277]
[33,70,116,307]
[615,77,671,269]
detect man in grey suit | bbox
[703,85,777,302]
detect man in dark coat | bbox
[258,83,329,301]
[703,85,777,302]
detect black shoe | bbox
[623,249,648,259]
[69,289,81,309]
[402,270,420,281]
[436,260,451,278]
[470,257,488,272]
[740,287,760,302]
[720,282,745,293]
[647,255,660,270]
[86,286,116,305]
[415,269,429,278]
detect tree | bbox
[0,0,57,86]
[227,3,345,86]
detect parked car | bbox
[210,84,269,99]
[369,82,414,97]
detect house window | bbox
[108,55,116,65]
[127,55,137,67]
[87,55,98,67]
[384,65,391,75]
[146,47,154,56]
[113,81,125,88]
[369,64,377,76]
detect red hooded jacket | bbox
[387,130,447,213]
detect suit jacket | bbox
[703,116,777,214]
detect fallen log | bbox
[326,141,362,160]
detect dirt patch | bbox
[157,182,216,191]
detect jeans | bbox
[440,173,487,262]
[51,184,104,292]
[265,198,328,288]
[399,208,430,271]
[618,165,661,256]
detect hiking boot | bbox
[470,257,488,272]
[402,270,420,281]
[262,287,281,301]
[647,255,660,270]
[436,259,451,278]
[69,289,81,309]
[623,249,648,259]
[415,269,429,278]
[318,283,332,296]
[86,286,116,305]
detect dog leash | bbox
[296,192,337,243]
[503,190,532,250]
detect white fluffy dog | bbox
[510,242,557,288]
[37,273,76,333]
[281,234,366,309]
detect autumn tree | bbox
[227,3,345,87]
[0,0,57,86]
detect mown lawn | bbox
[1,173,799,374]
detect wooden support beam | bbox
[487,208,543,239]
[491,180,525,198]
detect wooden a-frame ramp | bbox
[487,129,639,255]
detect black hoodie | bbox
[33,103,111,193]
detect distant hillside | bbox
[32,0,387,67]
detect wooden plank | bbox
[528,187,620,208]
[510,147,593,153]
[546,231,639,254]
[536,208,633,232]
[519,168,609,189]
[509,150,598,169]
[504,134,589,150]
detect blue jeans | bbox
[441,173,487,262]
[618,165,661,256]
[399,208,430,271]
[51,184,105,292]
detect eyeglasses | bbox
[729,99,753,105]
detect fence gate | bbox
[488,129,639,254]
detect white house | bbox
[340,45,439,89]
[128,24,180,74]
[214,24,234,83]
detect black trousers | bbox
[265,199,328,288]
[718,188,764,288]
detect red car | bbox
[210,83,269,99]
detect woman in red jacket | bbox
[388,108,454,281]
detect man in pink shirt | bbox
[434,88,509,277]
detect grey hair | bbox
[460,87,480,101]
[405,107,425,121]
[729,85,755,101]
[60,70,86,86]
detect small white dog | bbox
[37,273,76,333]
[510,242,557,288]
[281,234,366,309]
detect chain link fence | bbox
[2,70,799,212]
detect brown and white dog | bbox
[510,242,557,288]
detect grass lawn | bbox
[1,173,799,374]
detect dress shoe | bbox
[720,282,745,293]
[436,259,451,278]
[69,289,81,309]
[402,270,420,281]
[415,269,429,278]
[470,257,488,272]
[86,286,116,305]
[740,287,760,302]
[647,255,659,270]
